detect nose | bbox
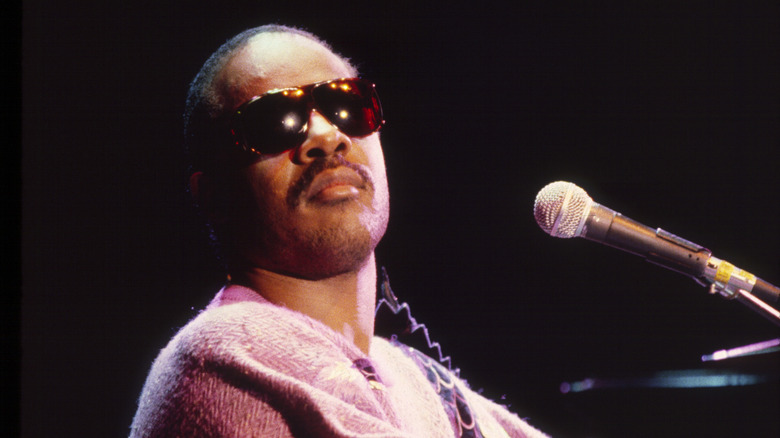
[293,110,352,163]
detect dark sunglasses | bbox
[229,77,384,156]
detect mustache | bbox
[286,155,374,206]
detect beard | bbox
[238,203,386,280]
[226,155,390,280]
[283,221,376,279]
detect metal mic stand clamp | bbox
[708,282,780,327]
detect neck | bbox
[230,254,377,355]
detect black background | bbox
[21,2,779,437]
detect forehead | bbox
[215,33,356,110]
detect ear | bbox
[189,171,228,224]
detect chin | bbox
[308,241,372,279]
[249,208,388,279]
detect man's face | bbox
[210,33,390,279]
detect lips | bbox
[304,167,368,202]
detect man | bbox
[130,24,547,437]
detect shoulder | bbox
[130,287,377,437]
[130,292,297,437]
[166,286,352,374]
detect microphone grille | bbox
[533,181,592,238]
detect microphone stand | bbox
[708,283,780,327]
[701,338,780,362]
[705,284,780,361]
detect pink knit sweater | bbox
[130,285,548,437]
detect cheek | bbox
[354,133,385,170]
[242,158,296,210]
[363,138,388,191]
[357,138,390,215]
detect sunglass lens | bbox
[237,92,308,155]
[313,80,383,137]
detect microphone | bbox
[533,181,779,306]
